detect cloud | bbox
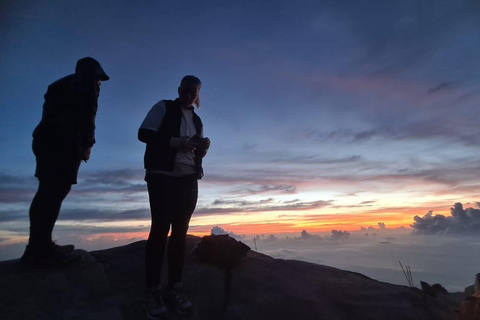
[361,222,404,233]
[428,82,457,94]
[299,128,380,145]
[411,202,480,235]
[0,173,37,204]
[329,229,351,241]
[245,184,296,195]
[353,131,378,143]
[0,190,34,204]
[60,208,150,222]
[53,224,148,236]
[0,169,149,211]
[270,154,362,165]
[300,230,316,240]
[0,210,28,223]
[256,234,278,243]
[0,174,35,187]
[256,229,351,242]
[79,168,146,192]
[210,226,245,239]
[197,198,333,216]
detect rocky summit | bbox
[0,235,467,320]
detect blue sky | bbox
[1,0,480,281]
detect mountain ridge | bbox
[0,235,465,320]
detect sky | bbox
[1,0,480,290]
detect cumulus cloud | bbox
[411,202,480,235]
[263,234,278,242]
[255,229,351,243]
[329,229,350,241]
[294,230,327,241]
[253,234,279,245]
[210,226,245,239]
[361,222,388,232]
[300,230,315,240]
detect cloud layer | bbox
[411,203,480,235]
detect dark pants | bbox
[28,139,79,251]
[33,138,81,185]
[145,173,198,289]
[29,180,72,250]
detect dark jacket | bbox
[138,99,205,179]
[32,74,99,155]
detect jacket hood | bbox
[75,57,110,81]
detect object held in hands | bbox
[189,134,210,150]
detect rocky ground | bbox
[0,235,467,320]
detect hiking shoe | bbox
[52,242,75,253]
[21,244,81,266]
[145,287,168,319]
[165,283,193,315]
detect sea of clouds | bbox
[212,203,480,293]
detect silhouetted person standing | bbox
[139,75,210,318]
[21,57,109,265]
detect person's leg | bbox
[163,175,197,315]
[145,174,173,289]
[28,180,72,251]
[167,175,198,288]
[29,139,79,252]
[22,139,82,264]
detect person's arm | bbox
[138,128,161,144]
[76,79,98,161]
[138,101,168,147]
[138,101,195,152]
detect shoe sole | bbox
[53,244,75,254]
[146,309,169,319]
[166,303,192,316]
[20,253,82,267]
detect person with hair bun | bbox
[138,75,210,318]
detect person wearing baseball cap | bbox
[21,57,110,266]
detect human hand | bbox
[201,137,210,150]
[82,147,92,162]
[190,135,210,150]
[170,137,196,152]
[197,137,210,158]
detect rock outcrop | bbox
[0,235,465,320]
[459,274,480,320]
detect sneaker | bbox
[52,242,75,253]
[20,244,81,266]
[146,286,168,320]
[165,283,193,315]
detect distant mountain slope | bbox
[0,235,464,320]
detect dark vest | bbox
[144,100,204,179]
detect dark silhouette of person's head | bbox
[181,75,201,87]
[75,57,110,81]
[178,75,201,108]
